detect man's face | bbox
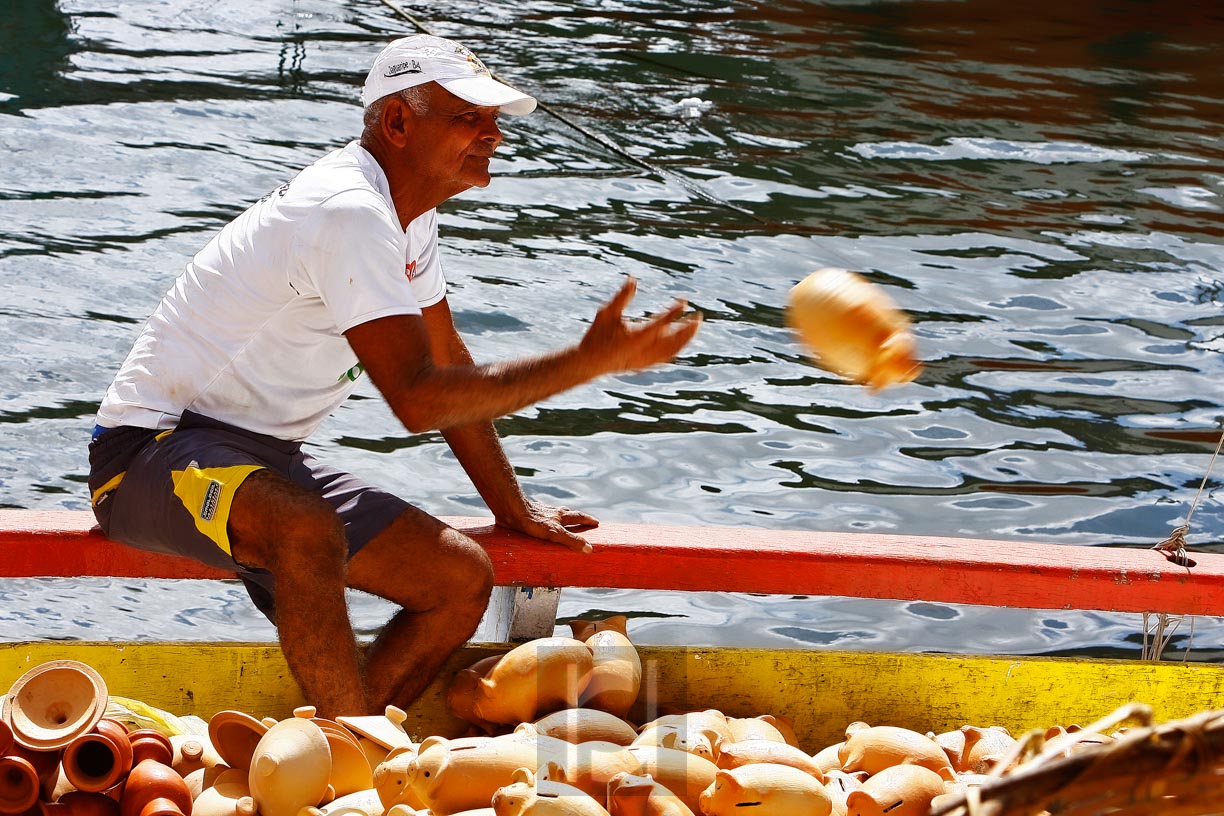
[409,83,504,196]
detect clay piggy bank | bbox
[713,738,825,781]
[606,772,694,816]
[491,768,610,816]
[724,717,787,745]
[786,267,921,390]
[372,745,427,811]
[632,725,717,762]
[844,765,946,816]
[576,629,641,720]
[534,709,638,747]
[838,726,954,779]
[823,770,867,816]
[931,725,1016,774]
[448,638,594,727]
[537,740,641,804]
[625,746,718,813]
[638,713,732,748]
[698,763,832,816]
[406,733,566,815]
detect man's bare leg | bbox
[228,470,369,716]
[345,506,494,711]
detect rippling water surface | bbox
[2,0,1223,658]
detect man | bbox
[87,34,700,717]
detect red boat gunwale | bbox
[1,509,1220,616]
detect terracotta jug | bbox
[192,767,257,816]
[39,791,122,816]
[127,731,173,768]
[371,745,426,812]
[208,712,269,772]
[63,718,134,793]
[491,767,610,816]
[454,638,594,727]
[605,771,694,816]
[698,763,832,816]
[786,267,921,390]
[838,726,953,779]
[3,740,63,801]
[120,754,193,816]
[624,745,718,814]
[713,738,825,781]
[536,740,640,804]
[3,660,109,751]
[248,718,332,816]
[844,765,946,816]
[0,754,40,815]
[533,709,638,747]
[576,629,640,720]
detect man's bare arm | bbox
[345,277,699,434]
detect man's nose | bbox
[483,115,503,147]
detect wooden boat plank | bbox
[3,641,1221,749]
[1,510,1220,615]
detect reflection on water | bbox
[1,0,1222,659]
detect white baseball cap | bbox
[361,34,537,115]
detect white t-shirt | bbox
[97,141,445,441]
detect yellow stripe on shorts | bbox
[171,465,263,556]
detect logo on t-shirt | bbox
[405,259,420,281]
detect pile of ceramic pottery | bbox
[0,621,1116,816]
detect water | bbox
[2,0,1223,659]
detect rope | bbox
[373,0,768,223]
[1142,419,1224,661]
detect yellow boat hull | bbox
[3,641,1221,750]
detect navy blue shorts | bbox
[87,410,410,622]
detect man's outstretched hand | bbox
[497,499,599,553]
[581,277,702,375]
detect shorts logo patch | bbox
[200,480,222,522]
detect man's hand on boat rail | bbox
[495,498,598,553]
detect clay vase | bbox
[537,740,641,804]
[39,791,122,816]
[120,754,193,816]
[0,754,40,815]
[533,709,638,747]
[623,746,718,814]
[606,771,694,816]
[63,718,134,793]
[837,726,954,780]
[725,717,787,745]
[127,731,173,768]
[713,738,826,781]
[576,629,640,720]
[248,718,332,816]
[208,712,270,772]
[457,638,595,727]
[698,764,833,816]
[192,767,256,816]
[786,268,921,391]
[491,767,610,816]
[843,765,946,816]
[3,660,109,751]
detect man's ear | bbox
[381,96,415,148]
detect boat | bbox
[1,508,1223,753]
